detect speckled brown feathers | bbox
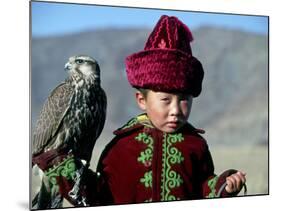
[32,55,107,162]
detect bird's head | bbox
[65,55,101,84]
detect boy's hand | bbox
[225,171,246,194]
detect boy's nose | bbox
[170,103,181,116]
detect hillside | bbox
[31,26,268,147]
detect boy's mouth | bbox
[166,121,180,129]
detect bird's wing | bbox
[32,82,74,155]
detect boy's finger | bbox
[233,173,247,190]
[237,171,247,184]
[225,172,247,193]
[225,177,234,193]
[232,175,240,191]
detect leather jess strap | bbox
[216,182,247,197]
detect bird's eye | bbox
[75,59,84,64]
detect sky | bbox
[31,1,268,37]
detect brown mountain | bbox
[31,26,268,147]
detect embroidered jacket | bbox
[76,114,239,206]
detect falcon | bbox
[32,55,107,209]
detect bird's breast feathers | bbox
[79,65,94,78]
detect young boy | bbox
[59,15,246,206]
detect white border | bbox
[1,0,278,211]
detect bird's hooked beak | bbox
[64,62,71,71]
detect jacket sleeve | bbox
[55,167,113,206]
[195,142,240,198]
[202,169,241,198]
[198,145,241,198]
[55,139,116,206]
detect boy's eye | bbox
[179,94,191,102]
[161,98,170,102]
[179,97,188,102]
[180,99,188,105]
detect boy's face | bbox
[136,90,193,133]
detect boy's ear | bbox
[135,91,147,111]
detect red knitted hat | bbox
[125,15,204,97]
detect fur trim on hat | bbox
[125,15,204,97]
